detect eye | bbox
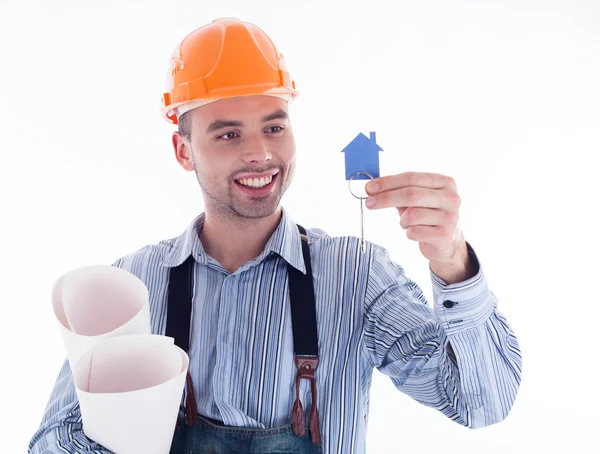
[218,131,239,140]
[266,126,285,134]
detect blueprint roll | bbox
[73,334,189,454]
[51,265,152,371]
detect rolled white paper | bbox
[51,265,151,370]
[73,334,189,454]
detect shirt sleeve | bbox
[362,241,522,428]
[27,359,115,453]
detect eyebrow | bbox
[206,120,243,133]
[206,109,289,133]
[262,109,288,123]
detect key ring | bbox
[348,171,374,199]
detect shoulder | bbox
[302,225,397,271]
[302,225,356,250]
[110,235,178,279]
[303,225,386,253]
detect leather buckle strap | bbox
[184,371,199,426]
[291,356,321,445]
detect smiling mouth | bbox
[234,171,279,189]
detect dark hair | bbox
[178,111,191,140]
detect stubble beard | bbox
[194,164,294,223]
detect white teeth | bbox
[237,175,273,188]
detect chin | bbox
[234,203,280,220]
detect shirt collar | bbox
[161,213,208,268]
[161,208,306,274]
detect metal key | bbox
[359,196,365,253]
[348,171,374,254]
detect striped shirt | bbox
[29,208,522,454]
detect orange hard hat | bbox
[161,18,299,124]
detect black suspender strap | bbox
[165,224,321,444]
[288,224,321,445]
[288,225,319,357]
[165,254,198,426]
[165,255,194,353]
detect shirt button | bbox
[443,300,456,308]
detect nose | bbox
[241,135,272,164]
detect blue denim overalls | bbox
[167,225,323,454]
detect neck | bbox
[200,207,283,273]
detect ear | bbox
[172,132,195,172]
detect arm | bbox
[362,242,521,428]
[28,360,114,453]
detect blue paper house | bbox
[342,132,383,180]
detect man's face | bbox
[174,95,296,220]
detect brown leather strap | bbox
[184,372,199,426]
[291,356,321,444]
[308,372,321,445]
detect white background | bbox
[1,0,598,452]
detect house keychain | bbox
[342,132,384,253]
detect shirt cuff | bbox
[430,241,495,335]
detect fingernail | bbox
[367,181,380,193]
[366,196,375,208]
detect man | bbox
[29,17,521,454]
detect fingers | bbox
[366,187,461,211]
[366,171,456,195]
[404,224,458,248]
[398,207,457,229]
